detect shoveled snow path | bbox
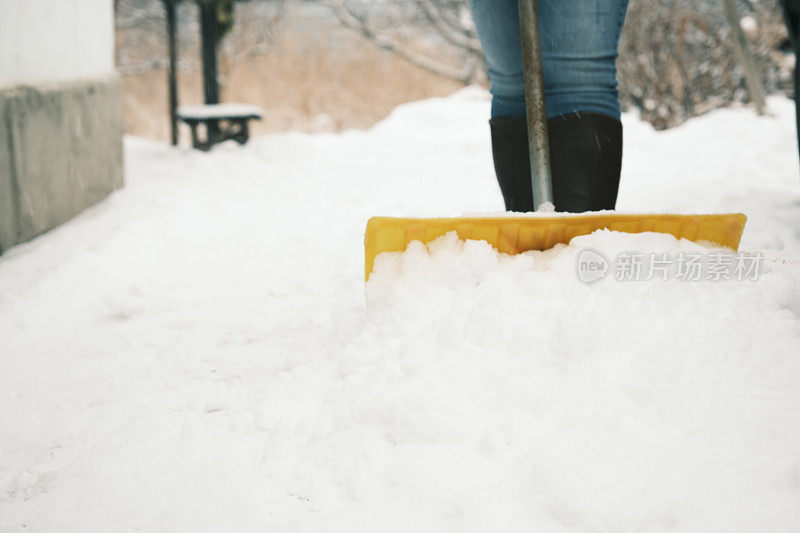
[1,88,799,531]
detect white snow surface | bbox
[177,103,263,119]
[2,88,800,531]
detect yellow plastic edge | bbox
[364,213,747,282]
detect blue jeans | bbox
[471,0,629,120]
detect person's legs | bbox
[471,0,629,212]
[471,0,627,119]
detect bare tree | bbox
[323,0,486,85]
[115,0,288,77]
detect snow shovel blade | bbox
[364,213,747,281]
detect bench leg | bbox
[233,119,250,145]
[188,123,201,149]
[187,122,213,152]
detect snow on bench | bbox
[176,103,263,151]
[176,103,263,120]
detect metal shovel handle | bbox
[518,0,554,210]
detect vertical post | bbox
[792,15,800,172]
[199,0,220,138]
[780,0,800,174]
[199,0,220,105]
[518,0,554,210]
[164,0,179,146]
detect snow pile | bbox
[1,89,800,531]
[328,229,800,531]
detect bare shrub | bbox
[618,0,793,129]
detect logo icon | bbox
[576,248,609,284]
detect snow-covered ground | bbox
[1,88,800,531]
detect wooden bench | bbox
[176,103,262,151]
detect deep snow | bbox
[1,88,800,531]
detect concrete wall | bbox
[0,76,124,252]
[0,0,122,252]
[0,0,115,86]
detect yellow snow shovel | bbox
[364,0,746,282]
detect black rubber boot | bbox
[548,112,622,212]
[489,117,534,212]
[489,113,622,213]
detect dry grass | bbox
[121,32,464,142]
